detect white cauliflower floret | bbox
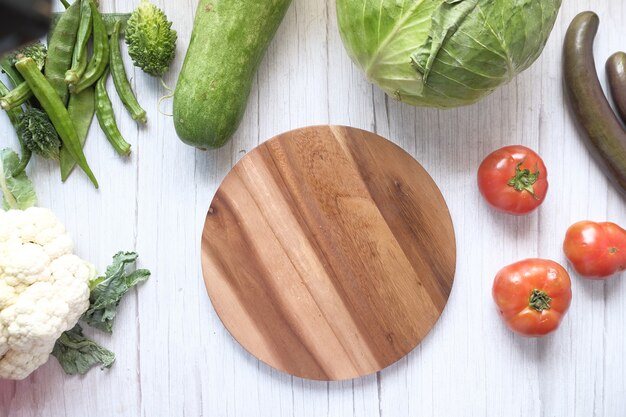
[0,208,93,380]
[0,350,49,380]
[0,242,50,291]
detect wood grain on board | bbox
[201,125,456,380]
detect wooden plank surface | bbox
[1,0,625,415]
[201,126,455,381]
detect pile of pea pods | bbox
[0,0,145,189]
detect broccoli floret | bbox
[8,41,47,71]
[125,0,177,78]
[18,108,61,160]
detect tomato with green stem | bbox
[563,221,626,279]
[478,145,548,215]
[492,259,572,337]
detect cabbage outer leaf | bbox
[337,0,562,108]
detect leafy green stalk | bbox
[52,325,115,375]
[0,149,37,210]
[0,153,17,209]
[83,252,151,332]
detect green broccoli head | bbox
[125,0,177,78]
[9,41,47,71]
[18,108,61,160]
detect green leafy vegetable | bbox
[0,149,37,210]
[126,0,177,78]
[18,108,62,160]
[52,252,152,377]
[336,0,562,108]
[52,325,115,375]
[83,252,151,333]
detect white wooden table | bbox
[1,0,626,416]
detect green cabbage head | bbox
[337,0,562,108]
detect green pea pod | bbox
[61,86,96,181]
[110,21,146,124]
[95,69,131,156]
[49,13,132,42]
[17,57,99,188]
[0,80,31,176]
[65,0,93,86]
[0,82,33,111]
[72,1,109,95]
[45,0,81,105]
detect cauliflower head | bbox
[0,207,93,380]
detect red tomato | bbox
[477,145,548,215]
[563,221,626,279]
[492,259,572,337]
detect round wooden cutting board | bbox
[201,126,456,381]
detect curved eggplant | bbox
[606,52,626,124]
[563,11,626,198]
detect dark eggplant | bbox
[563,11,626,198]
[607,52,626,125]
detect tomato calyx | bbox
[507,161,540,199]
[609,247,618,254]
[528,289,551,312]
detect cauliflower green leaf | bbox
[52,325,115,375]
[125,0,177,78]
[82,252,151,333]
[0,148,37,210]
[51,251,151,377]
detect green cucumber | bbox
[173,0,292,149]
